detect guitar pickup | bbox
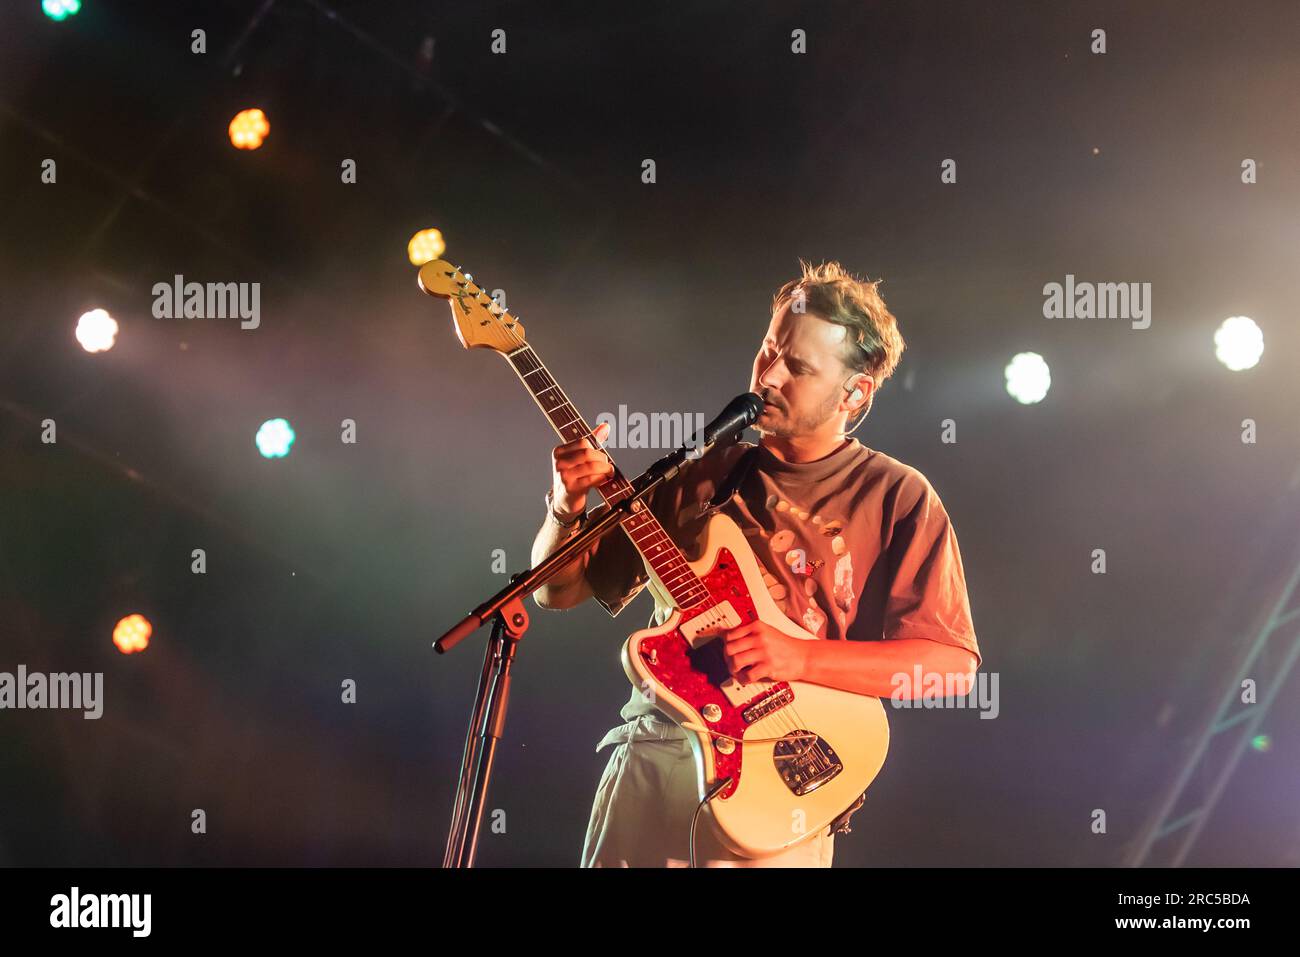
[679,601,742,647]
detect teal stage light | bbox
[43,0,82,22]
[256,418,296,459]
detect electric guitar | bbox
[418,260,889,857]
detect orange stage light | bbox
[229,108,270,150]
[113,614,152,654]
[407,228,446,266]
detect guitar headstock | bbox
[417,259,527,354]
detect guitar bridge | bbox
[772,730,843,796]
[742,684,794,723]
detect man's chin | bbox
[754,415,792,438]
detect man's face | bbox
[749,302,858,439]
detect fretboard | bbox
[507,344,711,610]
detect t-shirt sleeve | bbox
[883,479,981,667]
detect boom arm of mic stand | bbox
[432,471,671,655]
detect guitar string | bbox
[460,274,822,763]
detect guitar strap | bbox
[699,443,870,840]
[701,445,761,516]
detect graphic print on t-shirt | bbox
[588,438,981,726]
[744,492,856,638]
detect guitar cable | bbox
[684,724,820,865]
[679,723,817,748]
[690,776,733,868]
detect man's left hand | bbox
[721,620,809,683]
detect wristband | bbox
[545,487,584,528]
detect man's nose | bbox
[757,355,786,389]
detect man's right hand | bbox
[550,420,615,517]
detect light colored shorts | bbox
[580,714,835,868]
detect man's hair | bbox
[770,259,905,427]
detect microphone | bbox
[641,392,764,487]
[689,391,765,458]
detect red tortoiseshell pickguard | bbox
[634,548,793,800]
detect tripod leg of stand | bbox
[461,667,509,865]
[442,599,526,868]
[443,618,501,868]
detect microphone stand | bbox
[436,458,676,868]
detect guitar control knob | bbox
[702,703,722,723]
[715,737,735,754]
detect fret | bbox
[650,557,690,580]
[602,485,633,505]
[658,567,695,588]
[642,546,676,566]
[628,523,661,543]
[639,545,677,565]
[640,544,676,564]
[636,524,668,540]
[638,537,675,557]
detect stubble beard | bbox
[755,386,843,439]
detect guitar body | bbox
[621,511,890,858]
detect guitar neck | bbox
[505,344,711,610]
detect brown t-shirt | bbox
[585,437,981,722]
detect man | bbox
[532,260,981,867]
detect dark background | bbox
[1,0,1298,866]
